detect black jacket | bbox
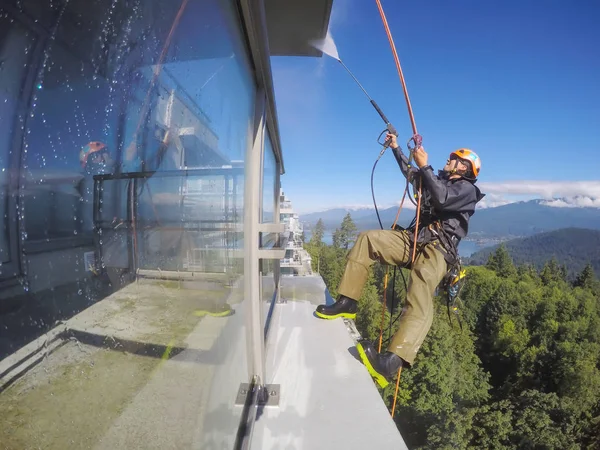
[392,146,485,259]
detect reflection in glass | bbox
[262,132,276,224]
[0,16,34,274]
[1,0,257,448]
[260,135,278,336]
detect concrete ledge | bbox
[0,324,67,393]
[253,277,408,450]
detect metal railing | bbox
[93,167,245,276]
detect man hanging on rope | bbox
[315,133,485,388]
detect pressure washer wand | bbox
[338,59,398,138]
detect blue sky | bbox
[270,0,600,214]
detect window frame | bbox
[0,6,64,280]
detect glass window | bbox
[261,132,276,223]
[0,16,34,275]
[260,131,278,338]
[1,1,257,448]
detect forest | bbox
[304,214,600,450]
[466,228,600,278]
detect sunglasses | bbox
[447,155,466,165]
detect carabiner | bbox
[406,134,423,152]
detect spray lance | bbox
[336,59,398,149]
[333,56,422,195]
[310,32,405,151]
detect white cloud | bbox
[303,204,374,213]
[295,181,600,214]
[295,199,415,215]
[479,180,600,199]
[476,193,512,209]
[477,180,600,209]
[540,196,600,208]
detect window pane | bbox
[0,16,34,269]
[1,1,255,448]
[260,132,277,336]
[261,133,276,224]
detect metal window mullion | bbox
[274,162,281,303]
[244,88,266,386]
[126,179,135,275]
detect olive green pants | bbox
[338,230,448,365]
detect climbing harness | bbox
[442,265,467,330]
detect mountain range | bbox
[465,228,600,278]
[301,199,600,239]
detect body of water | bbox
[305,231,488,258]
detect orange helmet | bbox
[80,141,108,168]
[450,148,481,178]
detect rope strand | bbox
[411,178,423,263]
[378,270,390,352]
[374,0,423,417]
[374,0,418,136]
[391,366,403,416]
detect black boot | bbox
[355,339,404,388]
[315,295,358,320]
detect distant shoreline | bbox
[303,230,499,258]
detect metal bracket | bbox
[343,318,362,342]
[235,383,280,407]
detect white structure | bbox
[279,190,313,276]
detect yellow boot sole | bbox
[194,309,233,318]
[315,311,356,320]
[356,341,390,389]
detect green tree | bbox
[355,272,390,342]
[469,400,514,449]
[332,213,358,250]
[394,305,491,448]
[541,258,564,284]
[306,219,326,273]
[459,266,502,329]
[517,263,540,284]
[318,245,345,298]
[580,403,600,449]
[574,263,596,289]
[309,218,325,246]
[486,244,517,278]
[509,390,579,450]
[307,221,600,448]
[372,262,409,306]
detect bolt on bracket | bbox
[235,383,280,407]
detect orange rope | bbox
[392,186,408,229]
[374,0,424,417]
[391,366,403,416]
[375,0,423,262]
[411,178,423,263]
[374,0,418,136]
[378,270,389,352]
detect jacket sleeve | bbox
[419,165,476,211]
[391,146,419,180]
